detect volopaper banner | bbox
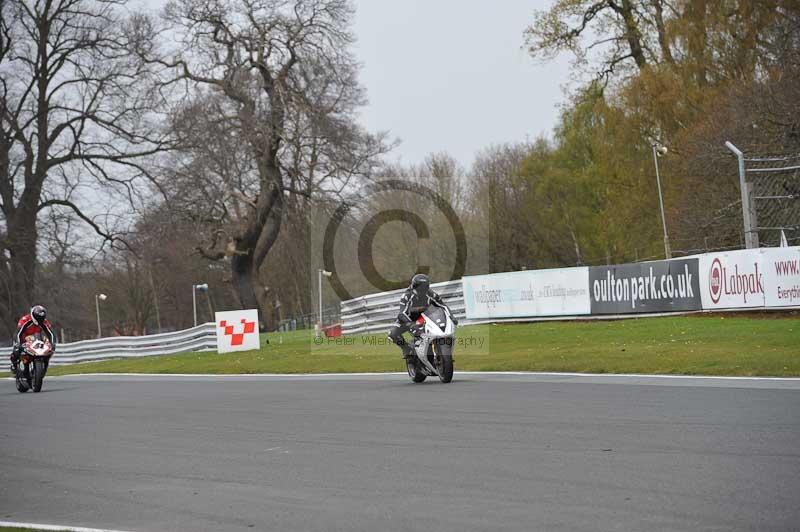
[462,267,590,319]
[589,258,701,314]
[700,247,800,309]
[215,309,260,353]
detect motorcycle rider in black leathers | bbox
[388,274,457,359]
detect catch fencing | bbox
[726,142,800,248]
[47,322,217,365]
[339,247,800,335]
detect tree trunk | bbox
[231,252,261,315]
[651,0,674,64]
[5,206,39,321]
[686,0,709,86]
[618,0,648,70]
[229,180,284,331]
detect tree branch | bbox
[37,198,131,252]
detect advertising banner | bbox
[762,247,800,307]
[759,247,800,307]
[699,249,766,309]
[462,267,590,319]
[215,309,260,353]
[589,259,701,314]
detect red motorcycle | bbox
[15,335,53,393]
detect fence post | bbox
[745,182,760,248]
[725,141,758,248]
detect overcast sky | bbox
[138,0,571,169]
[351,0,570,168]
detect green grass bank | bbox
[16,314,797,378]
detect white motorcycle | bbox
[406,305,456,383]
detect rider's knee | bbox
[387,327,404,345]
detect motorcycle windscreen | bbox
[423,306,449,332]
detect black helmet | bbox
[30,305,47,325]
[410,273,430,294]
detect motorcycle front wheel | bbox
[434,340,454,383]
[32,358,46,393]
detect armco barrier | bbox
[339,247,800,335]
[45,323,217,365]
[341,280,465,335]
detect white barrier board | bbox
[699,249,766,309]
[463,267,590,319]
[699,247,800,310]
[215,309,260,353]
[762,248,800,307]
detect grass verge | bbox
[0,528,74,532]
[2,314,792,378]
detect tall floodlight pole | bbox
[193,283,208,327]
[652,144,672,259]
[725,141,758,248]
[317,270,332,335]
[95,293,107,338]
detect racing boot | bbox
[401,344,415,360]
[9,353,19,376]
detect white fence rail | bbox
[341,280,465,335]
[45,323,217,365]
[339,279,551,335]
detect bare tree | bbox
[525,0,654,83]
[142,0,389,326]
[525,0,798,86]
[0,0,170,333]
[358,156,463,287]
[470,143,533,271]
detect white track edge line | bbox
[0,520,131,532]
[12,371,800,381]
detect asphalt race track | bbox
[1,373,799,532]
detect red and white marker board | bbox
[215,309,260,354]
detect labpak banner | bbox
[589,259,701,314]
[462,267,590,320]
[700,247,800,309]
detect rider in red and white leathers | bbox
[9,305,55,375]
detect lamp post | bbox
[317,269,332,335]
[192,283,208,327]
[95,293,107,338]
[652,143,672,259]
[148,265,162,333]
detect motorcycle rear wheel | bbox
[15,375,29,393]
[15,364,31,393]
[406,359,427,383]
